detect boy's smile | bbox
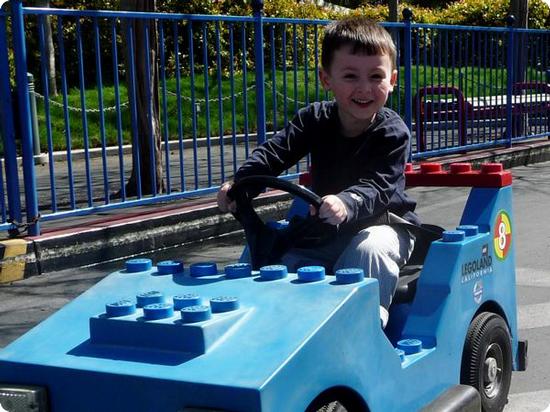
[320,46,397,137]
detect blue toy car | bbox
[0,162,527,412]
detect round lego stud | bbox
[395,348,406,362]
[156,260,184,275]
[106,299,136,317]
[397,338,423,354]
[210,296,240,313]
[481,163,503,174]
[190,262,218,277]
[259,264,288,280]
[125,258,153,273]
[181,305,212,323]
[136,291,164,307]
[173,293,201,310]
[297,266,326,282]
[224,263,252,279]
[456,225,479,237]
[405,163,414,172]
[442,230,466,242]
[420,163,442,173]
[143,303,174,320]
[335,268,365,284]
[450,163,472,174]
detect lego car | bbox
[0,162,527,412]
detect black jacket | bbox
[235,101,420,233]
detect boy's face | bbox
[320,46,397,135]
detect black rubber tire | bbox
[309,400,347,412]
[460,312,513,412]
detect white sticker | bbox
[473,280,483,304]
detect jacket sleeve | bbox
[234,107,313,182]
[336,118,410,224]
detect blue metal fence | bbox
[0,0,548,236]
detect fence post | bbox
[0,4,22,226]
[402,8,413,159]
[10,0,40,235]
[505,15,515,149]
[252,0,267,145]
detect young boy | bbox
[217,16,419,327]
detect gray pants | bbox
[281,225,416,310]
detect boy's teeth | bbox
[354,98,369,104]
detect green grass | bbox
[31,66,544,151]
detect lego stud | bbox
[450,163,472,174]
[297,266,326,282]
[157,260,184,275]
[190,262,218,277]
[395,348,406,362]
[260,264,288,280]
[181,305,212,323]
[210,296,240,313]
[173,293,201,310]
[125,258,152,273]
[456,225,479,237]
[420,163,442,173]
[397,338,423,354]
[224,263,252,279]
[442,230,465,242]
[106,299,136,317]
[405,163,413,172]
[136,291,164,307]
[481,163,503,174]
[335,268,365,284]
[143,303,174,320]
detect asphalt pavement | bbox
[0,159,549,411]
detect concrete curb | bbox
[28,192,293,276]
[3,139,548,281]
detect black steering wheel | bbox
[227,175,336,270]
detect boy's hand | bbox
[217,182,236,213]
[310,195,347,225]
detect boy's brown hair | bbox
[321,16,397,71]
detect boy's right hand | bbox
[217,182,236,213]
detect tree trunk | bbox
[388,0,399,22]
[34,0,57,96]
[119,0,164,197]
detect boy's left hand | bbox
[310,195,347,225]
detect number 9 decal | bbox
[493,210,512,260]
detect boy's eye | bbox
[371,74,384,80]
[343,73,357,80]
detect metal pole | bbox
[402,8,413,160]
[252,0,266,145]
[0,3,22,225]
[27,72,47,164]
[10,0,40,235]
[505,16,515,149]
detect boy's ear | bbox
[389,69,398,92]
[319,67,331,91]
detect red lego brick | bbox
[405,162,512,187]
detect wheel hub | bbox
[483,343,504,399]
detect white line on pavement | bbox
[518,302,550,330]
[516,267,550,288]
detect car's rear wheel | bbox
[314,401,347,412]
[461,312,512,412]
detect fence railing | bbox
[0,0,549,236]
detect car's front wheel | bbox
[461,312,513,412]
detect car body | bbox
[0,162,527,412]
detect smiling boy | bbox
[218,17,419,327]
